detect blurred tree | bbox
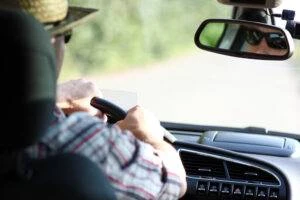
[61,0,230,80]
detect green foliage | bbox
[60,0,231,80]
[199,22,225,47]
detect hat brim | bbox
[46,6,98,36]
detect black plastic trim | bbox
[174,140,290,200]
[194,18,293,60]
[161,121,300,141]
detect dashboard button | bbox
[257,187,268,200]
[208,182,219,197]
[233,185,244,200]
[269,188,279,199]
[245,186,255,200]
[221,183,232,195]
[209,182,219,193]
[197,181,208,195]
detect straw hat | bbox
[0,0,98,35]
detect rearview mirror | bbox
[194,19,294,60]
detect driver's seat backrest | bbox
[3,153,117,200]
[0,8,116,200]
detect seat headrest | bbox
[237,8,268,23]
[0,8,56,150]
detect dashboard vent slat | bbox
[180,151,226,178]
[226,161,279,184]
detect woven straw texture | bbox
[19,0,68,23]
[0,0,68,23]
[0,0,98,36]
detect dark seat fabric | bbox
[0,9,116,200]
[0,8,56,150]
[2,153,117,200]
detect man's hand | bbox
[116,106,164,145]
[57,78,106,119]
[116,106,187,197]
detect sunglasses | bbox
[44,22,73,44]
[54,30,73,44]
[245,28,287,49]
[63,30,72,44]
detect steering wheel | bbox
[90,97,176,143]
[90,97,127,124]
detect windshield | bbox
[61,0,300,134]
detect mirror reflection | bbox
[196,20,290,58]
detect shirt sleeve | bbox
[34,112,182,200]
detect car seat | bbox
[0,8,116,200]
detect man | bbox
[242,25,288,56]
[0,0,187,199]
[0,0,103,116]
[237,8,288,56]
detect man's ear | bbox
[51,37,56,44]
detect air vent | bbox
[180,150,226,178]
[227,161,279,184]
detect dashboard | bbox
[162,122,300,200]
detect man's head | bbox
[235,9,287,56]
[0,0,98,77]
[236,8,269,24]
[241,25,288,56]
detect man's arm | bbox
[31,105,186,199]
[152,141,187,197]
[117,106,187,197]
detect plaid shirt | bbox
[26,107,182,200]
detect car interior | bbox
[92,92,300,200]
[92,2,300,200]
[1,1,300,200]
[174,3,300,200]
